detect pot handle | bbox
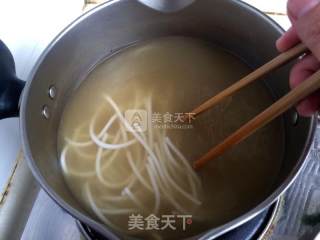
[0,40,25,119]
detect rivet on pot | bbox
[42,105,50,119]
[48,85,57,99]
[292,111,299,126]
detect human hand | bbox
[276,0,320,116]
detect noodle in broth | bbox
[58,37,284,239]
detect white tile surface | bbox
[267,14,291,30]
[0,0,84,79]
[242,0,287,14]
[0,118,20,198]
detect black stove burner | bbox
[77,202,277,240]
[215,204,274,240]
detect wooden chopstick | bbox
[191,43,308,117]
[193,69,320,170]
[192,43,316,170]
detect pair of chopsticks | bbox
[192,43,319,170]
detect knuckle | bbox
[297,5,320,59]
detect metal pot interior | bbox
[21,0,315,238]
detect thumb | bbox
[295,2,320,60]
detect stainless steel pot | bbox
[0,0,316,239]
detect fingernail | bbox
[276,38,283,51]
[297,0,320,18]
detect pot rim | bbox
[20,0,317,239]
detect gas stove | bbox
[1,1,320,240]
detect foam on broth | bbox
[58,36,284,239]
